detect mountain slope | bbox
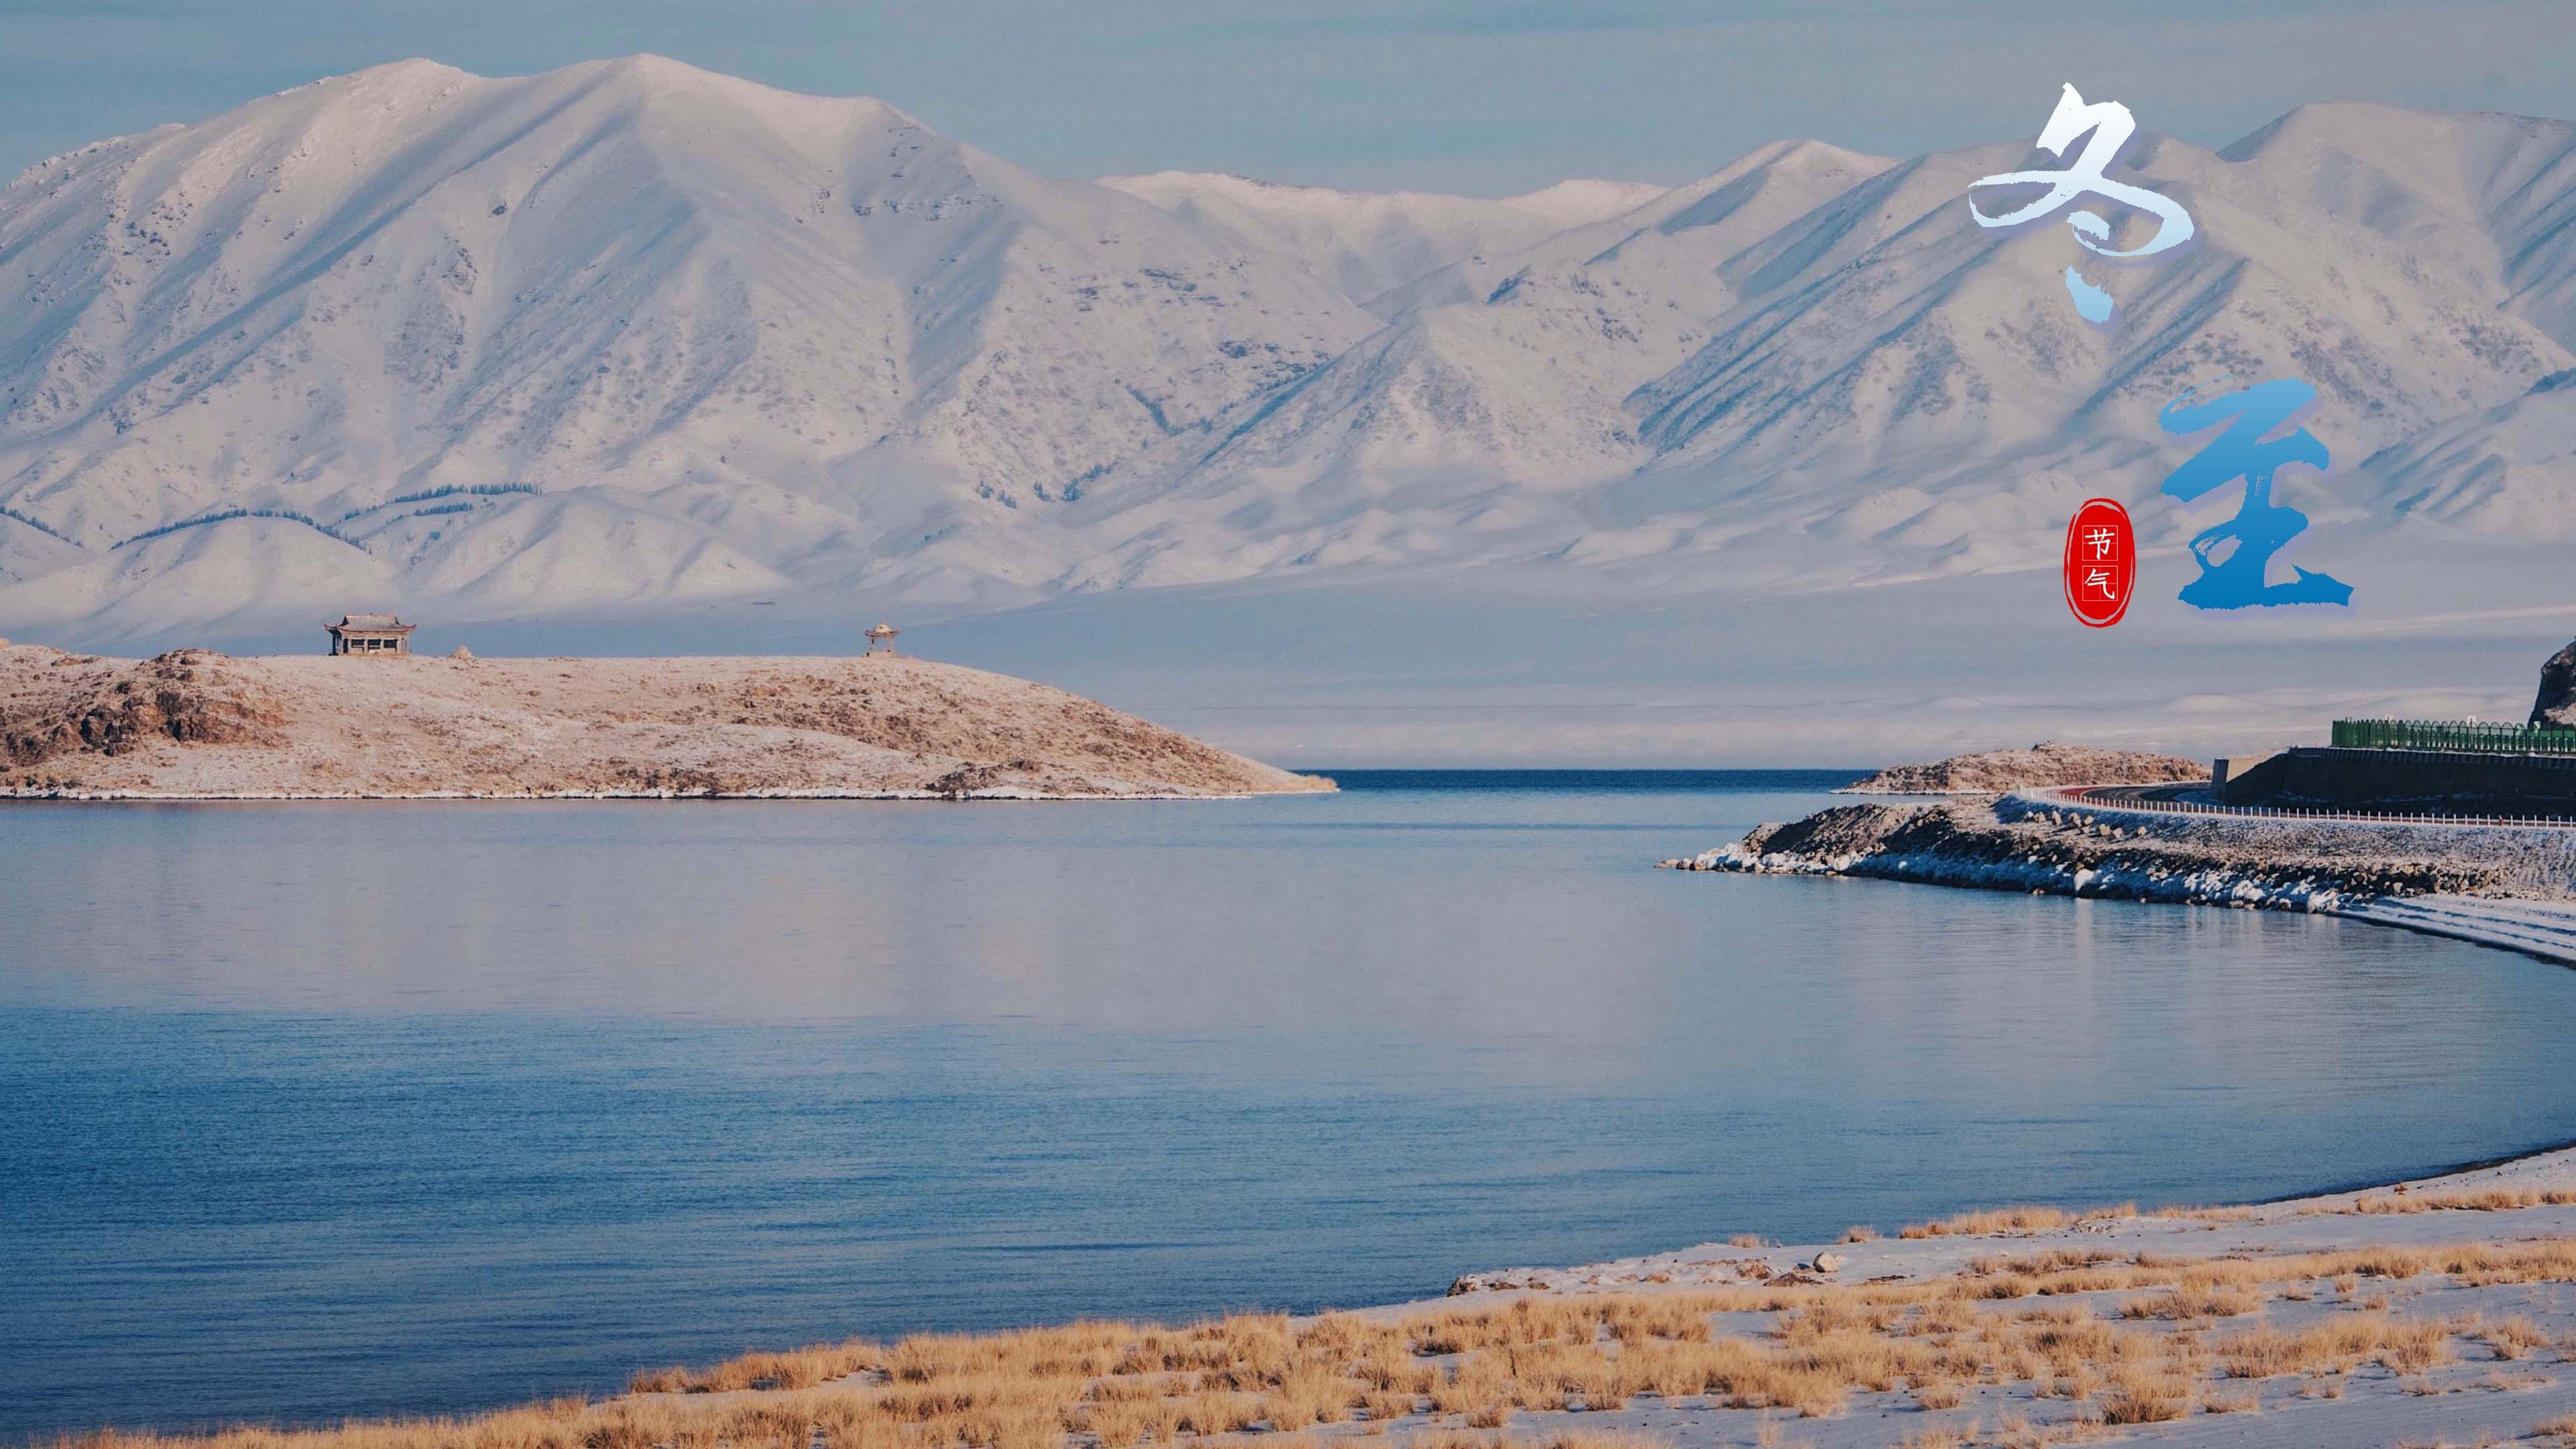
[0,66,2570,641]
[0,56,1375,621]
[2219,105,2576,350]
[1099,172,1665,313]
[1032,141,1896,590]
[1591,120,2574,586]
[1048,117,2573,595]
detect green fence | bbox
[2332,718,2576,755]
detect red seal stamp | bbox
[2063,498,2135,628]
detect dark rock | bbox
[2534,638,2576,728]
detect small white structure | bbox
[327,613,415,656]
[865,622,900,656]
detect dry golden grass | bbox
[2332,1187,2576,1216]
[632,1340,878,1393]
[2378,1320,2456,1375]
[1359,1389,1417,1423]
[2096,1362,2192,1426]
[2479,1315,2549,1360]
[2214,1311,2463,1379]
[2113,1281,2263,1320]
[1838,1226,1881,1244]
[1181,1391,1260,1435]
[58,1233,2576,1449]
[1896,1204,2133,1240]
[1898,1206,2074,1239]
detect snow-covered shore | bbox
[1442,1140,2576,1303]
[1669,788,2576,965]
[1405,1144,2576,1445]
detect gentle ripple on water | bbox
[3,771,2574,1436]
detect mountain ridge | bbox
[2,58,2570,639]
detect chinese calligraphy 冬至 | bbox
[1971,84,2352,616]
[2158,379,2353,609]
[1966,83,2195,325]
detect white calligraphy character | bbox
[1968,84,2196,322]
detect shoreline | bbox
[2250,1134,2576,1209]
[0,783,1331,802]
[1442,1137,2576,1303]
[62,1138,2576,1449]
[1668,786,2576,966]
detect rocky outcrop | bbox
[1838,742,2207,794]
[0,647,1332,800]
[2535,638,2576,728]
[1667,793,2576,909]
[1,648,284,767]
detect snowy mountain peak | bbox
[0,56,1375,628]
[1,67,2571,641]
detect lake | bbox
[7,771,2576,1438]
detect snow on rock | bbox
[0,644,1334,798]
[1670,790,2576,962]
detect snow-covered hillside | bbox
[1,59,2570,645]
[0,56,1374,629]
[1099,171,1664,313]
[1053,115,2576,596]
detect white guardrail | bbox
[2025,785,2576,830]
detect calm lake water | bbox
[8,771,2576,1438]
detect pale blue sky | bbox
[3,0,2570,195]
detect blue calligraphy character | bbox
[2158,379,2352,609]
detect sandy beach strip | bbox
[69,1142,2576,1449]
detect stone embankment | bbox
[1666,792,2576,962]
[0,644,1332,800]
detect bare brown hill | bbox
[0,646,1330,800]
[1839,741,2208,795]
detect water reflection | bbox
[3,775,2571,1436]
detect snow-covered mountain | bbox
[1,59,2571,643]
[1035,141,1898,590]
[1050,111,2576,595]
[1099,172,1666,313]
[0,56,1376,628]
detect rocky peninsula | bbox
[1674,639,2576,963]
[0,644,1330,800]
[1670,768,2576,963]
